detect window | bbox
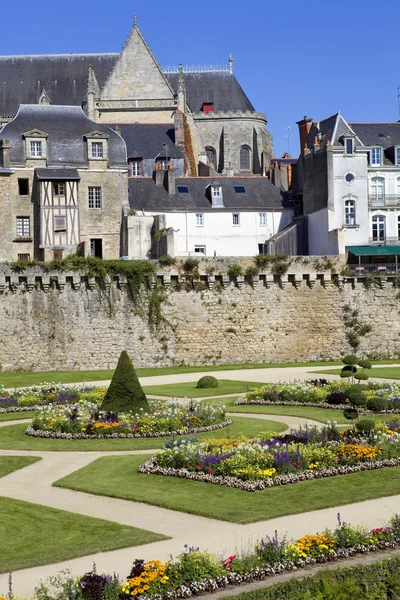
[54,215,66,231]
[91,142,103,158]
[239,146,251,170]
[234,186,246,194]
[345,173,354,183]
[130,159,142,177]
[205,147,216,168]
[372,215,386,242]
[194,245,206,255]
[177,186,189,193]
[397,178,400,200]
[53,249,63,260]
[259,213,267,226]
[370,177,385,202]
[18,179,29,195]
[370,147,382,166]
[212,186,221,196]
[344,200,356,225]
[202,103,214,114]
[232,213,240,226]
[156,158,169,170]
[88,187,102,209]
[398,216,400,240]
[53,182,65,196]
[30,140,42,157]
[18,253,30,261]
[16,216,30,237]
[345,138,354,155]
[195,213,204,227]
[396,148,400,166]
[90,238,102,258]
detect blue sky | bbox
[2,0,399,157]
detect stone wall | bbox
[0,265,398,371]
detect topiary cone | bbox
[101,350,149,413]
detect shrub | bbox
[227,264,244,277]
[344,407,358,421]
[358,359,372,369]
[183,257,199,272]
[326,390,347,405]
[354,371,369,381]
[196,376,219,389]
[342,354,359,365]
[245,265,259,278]
[158,255,176,267]
[254,254,271,268]
[101,350,149,413]
[347,392,367,407]
[271,261,288,275]
[366,396,387,412]
[340,365,356,378]
[355,419,375,433]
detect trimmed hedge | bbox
[101,351,149,413]
[196,376,219,389]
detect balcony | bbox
[368,237,400,246]
[368,195,400,207]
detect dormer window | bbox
[130,159,142,176]
[345,138,354,155]
[370,147,382,166]
[210,183,223,207]
[396,147,400,166]
[30,141,42,157]
[202,103,213,114]
[91,142,103,159]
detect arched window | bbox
[239,146,251,171]
[370,177,385,205]
[372,215,386,242]
[344,199,356,225]
[205,147,216,168]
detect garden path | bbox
[1,366,400,596]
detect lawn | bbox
[143,380,263,398]
[0,456,41,478]
[0,417,286,452]
[312,367,400,380]
[0,411,35,422]
[0,496,167,573]
[55,455,400,524]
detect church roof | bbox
[0,54,255,116]
[0,104,127,168]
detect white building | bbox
[127,172,293,258]
[296,114,400,269]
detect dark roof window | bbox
[177,185,190,194]
[202,102,214,114]
[234,185,246,194]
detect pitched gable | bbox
[101,25,174,101]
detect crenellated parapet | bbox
[192,110,266,122]
[0,267,396,294]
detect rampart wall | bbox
[0,267,398,371]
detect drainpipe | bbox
[185,209,188,254]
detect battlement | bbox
[192,110,266,121]
[0,268,396,294]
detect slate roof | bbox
[349,123,400,149]
[105,124,183,159]
[0,105,127,168]
[36,168,80,180]
[0,53,255,116]
[0,54,118,116]
[129,177,290,211]
[166,72,255,112]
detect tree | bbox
[101,350,149,413]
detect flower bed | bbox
[236,380,400,413]
[0,383,103,414]
[11,514,400,600]
[139,422,400,491]
[26,399,229,439]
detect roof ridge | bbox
[350,122,400,125]
[0,53,119,59]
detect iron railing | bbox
[368,195,400,207]
[348,263,399,275]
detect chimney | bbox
[0,139,10,169]
[153,168,165,186]
[164,167,176,195]
[296,116,313,155]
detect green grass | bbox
[143,380,263,398]
[0,411,35,422]
[0,496,167,573]
[0,456,41,478]
[313,367,400,380]
[55,455,400,524]
[0,417,286,452]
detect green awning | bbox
[346,246,400,256]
